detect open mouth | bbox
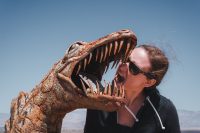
[70,38,135,95]
[115,73,126,85]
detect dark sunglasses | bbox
[127,59,155,79]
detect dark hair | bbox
[138,44,169,87]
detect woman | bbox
[84,44,181,133]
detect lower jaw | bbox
[116,82,124,89]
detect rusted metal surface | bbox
[5,29,137,133]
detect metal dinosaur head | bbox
[57,29,137,111]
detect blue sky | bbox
[0,0,200,113]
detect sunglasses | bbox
[127,59,155,79]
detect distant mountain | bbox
[1,109,200,131]
[61,109,200,130]
[62,109,86,130]
[0,113,9,129]
[178,110,200,130]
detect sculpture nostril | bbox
[121,29,130,33]
[76,42,84,45]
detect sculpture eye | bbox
[68,43,79,52]
[68,42,85,53]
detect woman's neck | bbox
[128,92,145,111]
[126,87,145,106]
[117,91,145,127]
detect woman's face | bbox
[115,47,154,100]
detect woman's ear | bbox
[144,79,157,88]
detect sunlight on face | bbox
[117,47,152,102]
[129,47,151,72]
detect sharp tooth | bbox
[111,59,117,69]
[122,85,125,98]
[125,41,131,59]
[125,49,132,62]
[76,63,82,75]
[103,65,107,74]
[114,41,118,55]
[88,53,92,64]
[83,58,87,70]
[119,85,122,97]
[108,83,111,96]
[103,86,107,94]
[100,47,104,63]
[87,88,91,93]
[87,80,93,92]
[103,80,108,94]
[96,49,99,61]
[113,80,118,96]
[104,64,109,74]
[82,77,90,86]
[108,42,112,56]
[96,81,100,94]
[115,60,120,68]
[125,44,134,62]
[103,45,108,62]
[117,86,120,97]
[118,40,123,53]
[80,79,87,94]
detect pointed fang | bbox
[122,85,125,98]
[104,80,108,94]
[103,45,108,61]
[108,83,112,96]
[96,49,99,61]
[100,47,104,63]
[109,42,112,56]
[114,41,118,55]
[87,80,93,93]
[88,53,92,64]
[118,40,123,53]
[96,81,100,94]
[83,58,87,70]
[125,41,131,59]
[76,63,82,75]
[111,59,117,69]
[80,79,87,94]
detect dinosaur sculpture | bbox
[5,29,137,133]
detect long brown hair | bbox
[139,44,169,87]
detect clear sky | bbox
[0,0,200,113]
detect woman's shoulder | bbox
[159,95,177,112]
[157,94,180,126]
[147,89,177,112]
[158,95,181,132]
[147,89,178,117]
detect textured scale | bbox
[5,29,137,133]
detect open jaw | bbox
[71,38,136,96]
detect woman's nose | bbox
[117,62,128,73]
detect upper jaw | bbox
[55,30,137,111]
[58,29,137,96]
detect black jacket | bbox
[84,89,181,133]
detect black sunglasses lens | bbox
[129,62,140,75]
[127,59,155,79]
